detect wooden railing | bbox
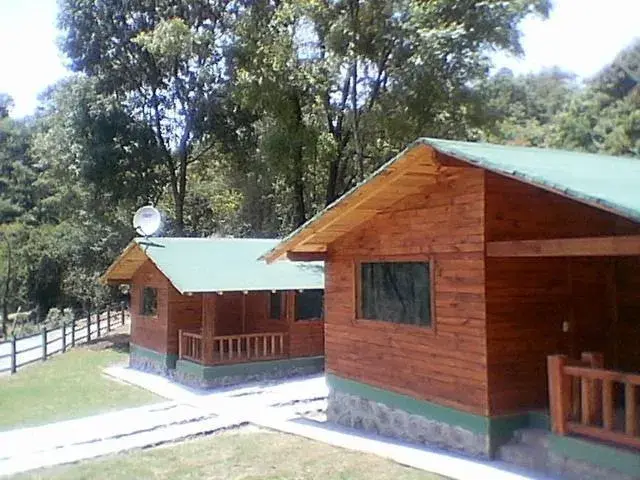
[213,332,286,364]
[179,330,203,363]
[548,353,640,450]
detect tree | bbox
[553,40,640,156]
[479,67,579,146]
[233,0,552,231]
[59,1,242,232]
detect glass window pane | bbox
[269,292,281,320]
[360,262,430,326]
[141,287,158,316]
[295,289,324,320]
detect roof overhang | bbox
[100,242,147,285]
[263,138,640,263]
[263,141,451,262]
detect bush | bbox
[44,307,74,328]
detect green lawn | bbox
[0,339,161,430]
[18,430,448,480]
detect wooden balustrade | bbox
[213,332,286,364]
[179,330,203,363]
[548,353,640,450]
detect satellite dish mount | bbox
[133,205,162,238]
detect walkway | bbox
[0,368,550,480]
[106,367,549,480]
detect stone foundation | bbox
[327,389,490,457]
[173,356,324,389]
[129,344,176,376]
[547,452,637,480]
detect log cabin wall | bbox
[245,291,287,334]
[214,292,244,336]
[166,289,202,357]
[614,256,640,372]
[287,291,324,357]
[484,173,640,416]
[326,166,489,416]
[130,260,170,354]
[244,290,324,357]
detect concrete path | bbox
[105,367,550,480]
[0,367,549,479]
[0,401,241,477]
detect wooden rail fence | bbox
[0,303,129,375]
[178,330,202,363]
[178,330,287,364]
[548,352,640,450]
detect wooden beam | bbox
[201,293,216,365]
[487,235,640,257]
[286,251,327,262]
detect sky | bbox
[0,0,639,118]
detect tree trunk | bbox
[1,235,11,338]
[291,93,307,227]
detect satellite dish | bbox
[133,205,161,237]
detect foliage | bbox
[481,39,640,155]
[1,3,639,328]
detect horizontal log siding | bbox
[245,291,286,333]
[215,292,244,336]
[615,257,640,373]
[326,167,489,416]
[484,173,638,415]
[485,172,640,242]
[167,289,202,356]
[130,260,170,354]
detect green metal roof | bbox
[262,137,640,261]
[133,237,324,294]
[423,138,640,222]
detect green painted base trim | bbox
[527,410,551,430]
[177,355,324,382]
[550,434,640,478]
[327,374,553,458]
[326,374,489,435]
[130,343,178,370]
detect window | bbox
[141,287,158,316]
[295,289,324,320]
[359,262,431,327]
[269,291,282,320]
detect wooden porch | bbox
[548,352,640,451]
[178,330,288,365]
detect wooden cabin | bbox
[102,238,325,387]
[264,139,640,479]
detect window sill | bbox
[352,317,436,335]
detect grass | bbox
[0,337,161,430]
[17,429,449,480]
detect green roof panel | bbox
[422,138,640,222]
[134,237,323,294]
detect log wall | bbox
[130,260,170,354]
[166,289,202,356]
[484,173,640,415]
[325,167,489,415]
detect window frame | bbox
[294,288,324,322]
[269,291,283,320]
[140,286,158,318]
[354,256,436,332]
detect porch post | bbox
[201,293,216,364]
[548,354,570,435]
[241,292,247,334]
[581,352,604,423]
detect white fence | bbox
[0,305,129,375]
